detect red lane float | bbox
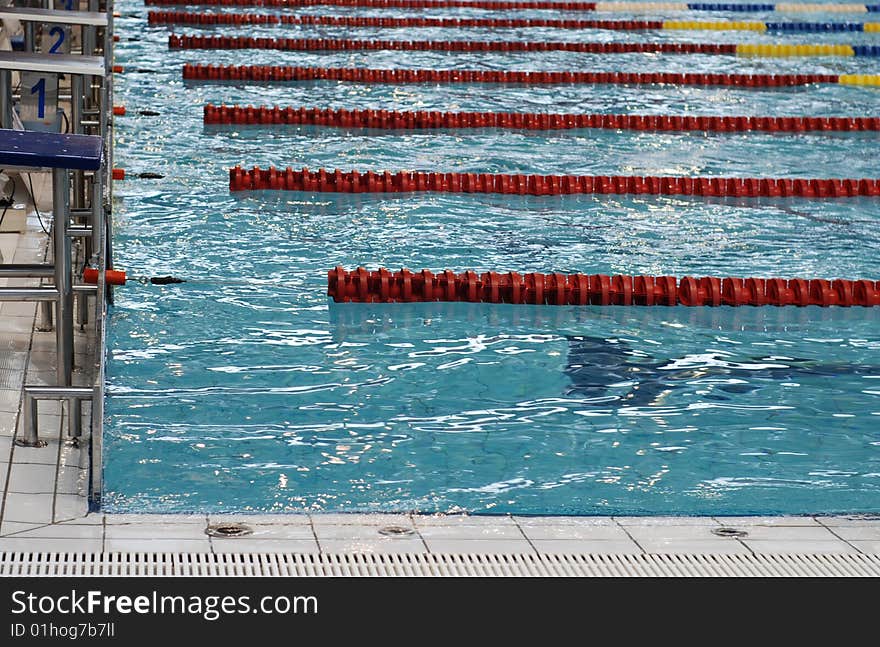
[149,12,664,29]
[206,105,880,132]
[150,10,280,23]
[230,166,880,197]
[185,65,839,87]
[171,35,738,54]
[149,0,600,8]
[327,267,880,307]
[83,268,128,285]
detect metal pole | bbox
[18,392,45,448]
[87,176,103,329]
[24,22,35,52]
[52,167,73,389]
[76,287,89,330]
[17,387,94,448]
[92,0,113,507]
[69,396,82,437]
[23,386,95,398]
[99,69,113,303]
[99,76,109,160]
[71,75,85,209]
[0,288,60,301]
[83,26,96,58]
[39,299,54,330]
[90,379,102,504]
[0,265,55,278]
[68,226,92,238]
[53,168,82,436]
[0,71,11,129]
[90,175,102,269]
[74,86,92,342]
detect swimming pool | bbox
[105,0,880,515]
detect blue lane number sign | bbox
[43,25,71,55]
[19,71,59,127]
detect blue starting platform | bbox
[0,128,102,171]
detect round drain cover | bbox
[206,523,253,538]
[712,527,748,539]
[378,526,415,537]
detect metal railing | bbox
[0,0,115,505]
[20,385,96,447]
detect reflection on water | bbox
[564,334,879,405]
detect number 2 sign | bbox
[42,24,71,55]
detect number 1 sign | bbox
[19,72,59,128]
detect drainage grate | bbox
[1,552,879,577]
[378,526,415,537]
[712,527,749,539]
[206,523,253,538]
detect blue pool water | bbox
[105,0,880,514]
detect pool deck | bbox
[4,511,880,558]
[2,219,880,572]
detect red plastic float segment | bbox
[327,268,880,307]
[171,35,737,55]
[150,11,664,29]
[149,0,601,9]
[83,268,127,285]
[205,105,880,133]
[185,65,840,87]
[229,166,880,198]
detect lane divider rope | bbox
[184,64,880,86]
[173,34,736,53]
[171,35,880,57]
[327,267,880,307]
[230,166,880,197]
[145,0,880,12]
[205,105,880,132]
[148,12,880,30]
[151,0,605,7]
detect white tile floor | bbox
[2,512,878,557]
[2,216,880,564]
[1,215,94,534]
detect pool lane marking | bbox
[143,0,880,13]
[183,65,880,86]
[148,12,880,31]
[205,105,880,131]
[171,36,880,57]
[231,166,880,198]
[327,267,880,308]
